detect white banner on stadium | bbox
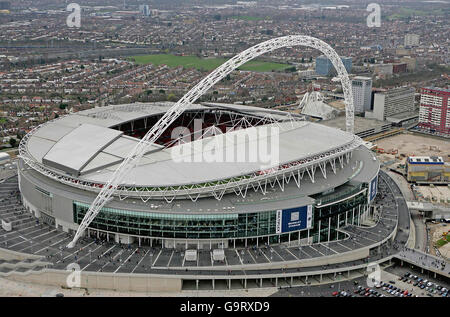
[307,205,313,228]
[275,209,282,234]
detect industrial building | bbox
[406,156,450,184]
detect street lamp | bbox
[337,272,342,292]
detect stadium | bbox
[17,101,380,250]
[0,36,423,293]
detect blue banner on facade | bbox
[276,205,312,234]
[368,175,378,203]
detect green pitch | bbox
[130,54,290,72]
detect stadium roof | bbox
[42,124,124,175]
[81,120,355,186]
[21,144,378,214]
[20,101,366,202]
[24,102,357,187]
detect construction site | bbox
[428,222,450,260]
[373,132,450,162]
[413,185,450,206]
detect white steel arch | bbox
[68,35,355,248]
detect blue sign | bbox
[276,205,312,234]
[368,175,378,203]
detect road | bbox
[386,170,427,252]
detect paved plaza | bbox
[0,169,411,277]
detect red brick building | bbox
[418,87,450,136]
[392,63,407,74]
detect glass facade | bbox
[315,55,352,76]
[73,181,370,244]
[73,187,367,243]
[311,187,367,243]
[73,202,280,239]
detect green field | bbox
[231,15,266,21]
[130,54,290,72]
[436,235,450,247]
[387,8,443,20]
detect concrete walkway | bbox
[387,171,427,252]
[0,275,277,297]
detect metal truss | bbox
[19,109,360,203]
[18,106,308,200]
[65,35,356,247]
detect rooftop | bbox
[422,87,450,93]
[24,102,358,187]
[320,115,390,135]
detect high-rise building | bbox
[368,87,415,121]
[418,87,450,136]
[139,4,150,16]
[404,34,420,47]
[0,1,10,10]
[315,55,352,76]
[352,76,372,113]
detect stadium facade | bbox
[18,102,379,249]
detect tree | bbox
[285,66,297,73]
[167,93,176,101]
[9,138,16,148]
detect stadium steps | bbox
[0,257,53,277]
